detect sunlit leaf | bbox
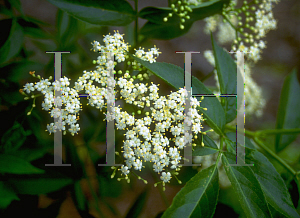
[162,164,219,218]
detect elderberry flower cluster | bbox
[22,31,207,187]
[22,72,82,136]
[204,0,280,62]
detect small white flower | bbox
[24,83,35,93]
[160,172,171,183]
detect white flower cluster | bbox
[115,88,204,183]
[204,0,280,62]
[23,31,206,185]
[23,76,82,136]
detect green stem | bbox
[225,125,298,177]
[254,137,297,177]
[225,125,255,138]
[86,177,105,218]
[158,183,170,207]
[83,150,105,217]
[222,14,237,32]
[200,70,215,82]
[147,162,170,207]
[257,128,300,136]
[220,135,224,150]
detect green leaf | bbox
[9,0,25,18]
[1,121,27,153]
[9,177,73,195]
[73,181,86,211]
[130,54,226,134]
[125,189,148,218]
[225,132,256,150]
[9,148,48,162]
[17,17,51,39]
[56,10,78,48]
[0,154,44,174]
[188,0,230,22]
[211,34,237,123]
[139,0,229,24]
[193,135,219,156]
[46,0,135,26]
[275,68,300,152]
[247,149,300,218]
[0,19,24,64]
[138,0,229,40]
[139,21,193,40]
[222,153,272,218]
[162,164,219,218]
[0,181,19,209]
[0,60,44,83]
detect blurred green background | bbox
[0,0,300,217]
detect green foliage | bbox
[162,164,219,218]
[8,177,73,195]
[223,148,300,218]
[193,135,219,156]
[222,152,272,218]
[0,181,19,209]
[0,154,44,174]
[275,68,300,152]
[0,0,299,217]
[46,0,135,26]
[0,19,24,64]
[211,34,237,123]
[139,0,229,40]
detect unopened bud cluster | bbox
[204,0,280,62]
[163,0,201,29]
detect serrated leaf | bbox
[247,149,300,218]
[222,152,271,218]
[130,54,226,135]
[0,19,24,64]
[193,135,219,156]
[0,181,19,209]
[0,154,44,174]
[211,34,237,123]
[9,177,73,195]
[46,0,135,26]
[275,68,300,152]
[162,164,219,218]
